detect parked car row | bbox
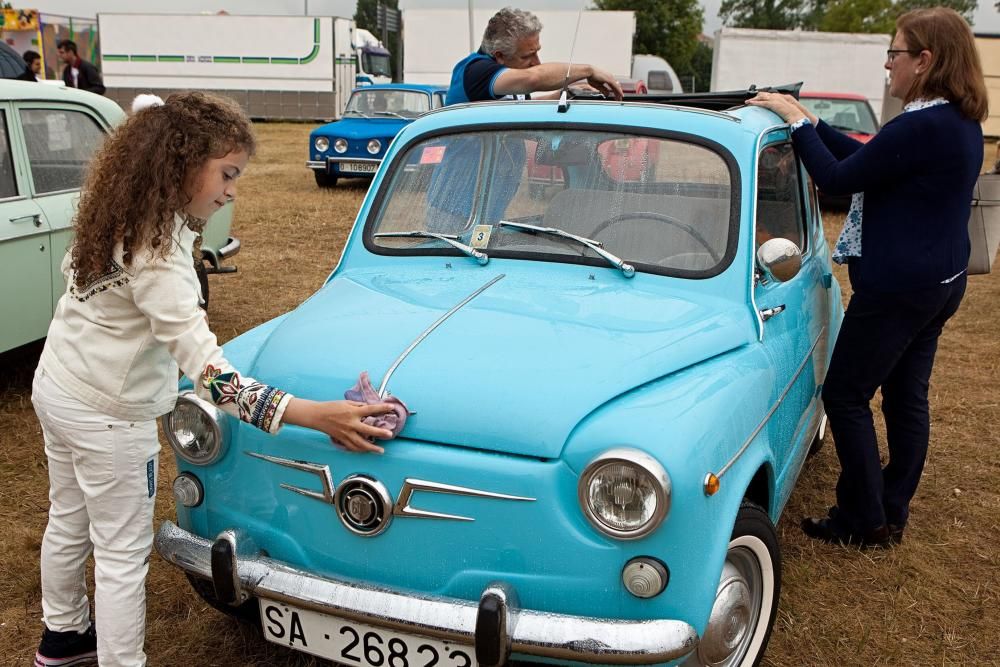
[5,74,879,666]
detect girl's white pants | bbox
[32,368,160,667]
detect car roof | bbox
[417,84,802,137]
[0,79,124,122]
[800,91,869,101]
[403,98,788,150]
[351,83,448,94]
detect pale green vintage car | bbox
[0,80,239,354]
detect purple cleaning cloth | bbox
[344,371,409,438]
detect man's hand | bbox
[587,66,624,101]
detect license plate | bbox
[338,161,379,173]
[260,599,474,667]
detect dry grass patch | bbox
[0,125,997,666]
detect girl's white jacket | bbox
[38,215,291,433]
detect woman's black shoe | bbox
[801,516,894,549]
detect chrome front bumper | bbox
[156,521,698,665]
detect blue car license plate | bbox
[260,599,474,667]
[339,161,378,173]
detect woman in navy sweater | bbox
[749,7,987,548]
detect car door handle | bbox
[10,213,42,227]
[759,304,786,321]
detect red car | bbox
[799,92,880,208]
[799,91,879,143]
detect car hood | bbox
[312,116,410,139]
[244,269,753,459]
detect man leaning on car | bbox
[445,7,623,105]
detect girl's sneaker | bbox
[33,624,97,666]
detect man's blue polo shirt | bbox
[445,49,531,105]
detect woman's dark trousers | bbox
[821,267,966,534]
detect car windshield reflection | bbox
[369,129,736,277]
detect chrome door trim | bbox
[714,327,825,480]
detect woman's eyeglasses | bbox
[886,49,920,61]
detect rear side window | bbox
[19,108,106,195]
[755,143,806,253]
[0,112,17,199]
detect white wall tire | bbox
[692,501,781,667]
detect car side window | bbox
[755,143,806,253]
[18,107,106,195]
[0,111,17,199]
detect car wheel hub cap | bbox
[699,559,757,666]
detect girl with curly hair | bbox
[31,91,396,667]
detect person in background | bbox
[446,7,623,106]
[56,39,105,95]
[748,6,986,548]
[31,91,396,667]
[17,50,42,81]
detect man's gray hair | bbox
[480,7,542,57]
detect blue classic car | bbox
[307,83,447,187]
[159,89,843,666]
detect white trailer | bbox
[711,28,890,118]
[98,13,391,120]
[402,9,636,86]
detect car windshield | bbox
[362,52,392,78]
[369,129,735,276]
[346,90,430,118]
[800,97,878,134]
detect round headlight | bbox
[314,136,329,152]
[163,392,225,465]
[367,138,381,154]
[334,138,348,153]
[578,448,671,539]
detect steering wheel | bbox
[590,211,722,264]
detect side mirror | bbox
[756,237,802,283]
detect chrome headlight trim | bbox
[577,448,671,540]
[314,136,330,152]
[333,138,348,153]
[367,138,381,154]
[162,391,225,465]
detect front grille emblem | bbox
[335,475,392,536]
[245,452,534,537]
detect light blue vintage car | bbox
[158,89,843,667]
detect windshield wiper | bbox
[497,220,635,278]
[374,230,489,265]
[344,109,370,118]
[373,111,408,119]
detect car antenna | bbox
[557,7,585,113]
